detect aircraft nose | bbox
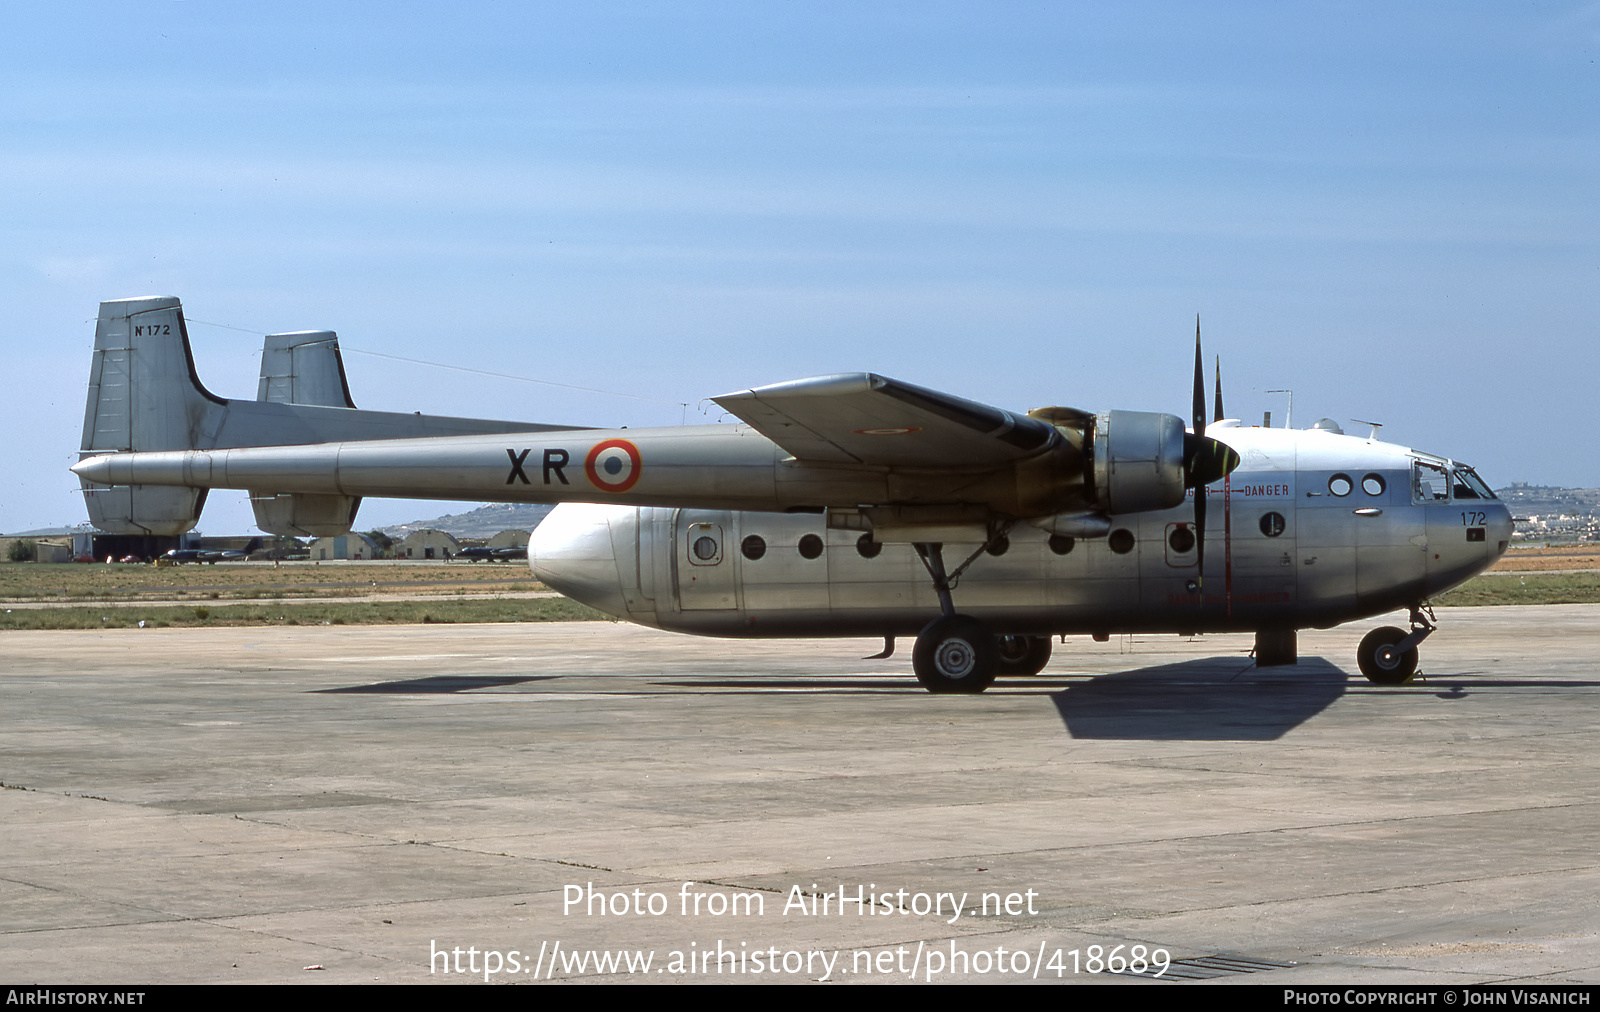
[1489,502,1515,557]
[529,504,632,618]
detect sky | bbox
[3,2,1597,534]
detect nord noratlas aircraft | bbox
[71,297,1513,693]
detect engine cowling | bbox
[1090,410,1188,515]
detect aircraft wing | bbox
[711,373,1057,468]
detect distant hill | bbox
[1496,484,1600,513]
[1496,484,1600,542]
[380,502,556,539]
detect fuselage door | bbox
[676,510,736,610]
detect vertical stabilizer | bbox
[256,331,357,408]
[251,329,363,536]
[79,297,224,536]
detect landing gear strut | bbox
[1357,604,1435,685]
[908,533,1012,694]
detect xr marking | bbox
[543,448,570,485]
[507,448,570,485]
[506,448,532,485]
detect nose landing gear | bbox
[1357,604,1436,685]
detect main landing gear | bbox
[995,634,1053,676]
[907,536,1038,694]
[913,614,998,693]
[1356,604,1436,685]
[907,624,1053,692]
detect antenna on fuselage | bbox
[1353,418,1384,440]
[1267,389,1293,429]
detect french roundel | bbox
[584,438,642,493]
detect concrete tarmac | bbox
[3,605,1599,985]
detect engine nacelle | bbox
[1091,410,1188,515]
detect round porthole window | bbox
[798,534,824,560]
[1168,526,1196,553]
[856,534,881,559]
[985,535,1010,557]
[1328,473,1352,497]
[1048,535,1075,556]
[1108,529,1136,554]
[740,535,766,561]
[1259,512,1286,538]
[692,536,719,561]
[1362,473,1386,496]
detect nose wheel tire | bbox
[994,634,1053,676]
[1357,626,1419,685]
[913,615,997,694]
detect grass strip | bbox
[1433,571,1600,607]
[6,570,1597,630]
[0,596,608,630]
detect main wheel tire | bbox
[994,634,1052,676]
[1358,626,1418,685]
[913,615,998,694]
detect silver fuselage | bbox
[530,423,1512,637]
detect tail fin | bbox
[79,297,222,535]
[78,296,563,538]
[250,329,363,537]
[257,331,356,409]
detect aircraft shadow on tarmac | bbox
[650,656,1348,741]
[316,675,556,694]
[307,662,1590,739]
[1048,656,1348,741]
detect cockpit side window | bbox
[1452,466,1495,500]
[1412,460,1450,503]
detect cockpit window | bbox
[1412,459,1450,502]
[1452,466,1495,500]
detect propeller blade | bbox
[1184,319,1241,594]
[1192,318,1206,590]
[1214,355,1224,423]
